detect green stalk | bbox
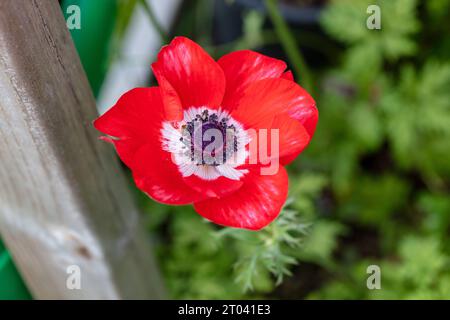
[139,0,168,43]
[264,0,313,92]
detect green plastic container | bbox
[0,0,119,299]
[62,0,118,96]
[0,241,31,299]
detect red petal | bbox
[247,114,310,167]
[287,101,319,138]
[108,138,144,167]
[193,167,288,230]
[183,175,244,198]
[93,87,165,165]
[218,50,286,111]
[271,114,310,165]
[281,70,294,81]
[94,87,205,204]
[152,68,183,121]
[152,37,225,109]
[231,78,316,130]
[132,144,207,205]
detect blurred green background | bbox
[1,0,449,299]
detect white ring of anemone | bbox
[161,107,249,181]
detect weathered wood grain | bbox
[0,0,165,299]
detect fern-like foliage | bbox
[381,62,450,185]
[215,199,310,291]
[321,0,420,84]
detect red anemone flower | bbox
[94,37,318,230]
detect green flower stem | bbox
[264,0,313,92]
[139,0,168,43]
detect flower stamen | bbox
[161,107,249,180]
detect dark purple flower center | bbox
[181,110,237,166]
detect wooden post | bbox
[0,0,166,299]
